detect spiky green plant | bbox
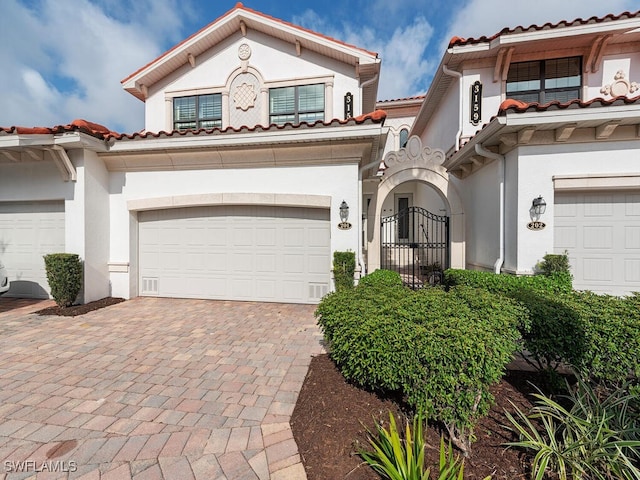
[358,412,491,480]
[505,377,640,480]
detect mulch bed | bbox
[292,353,540,480]
[36,297,125,316]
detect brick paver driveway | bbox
[0,297,325,479]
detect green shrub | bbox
[443,269,640,386]
[43,253,83,307]
[505,376,640,480]
[537,252,573,291]
[443,268,571,296]
[316,277,526,456]
[333,251,356,291]
[358,268,404,289]
[567,291,640,385]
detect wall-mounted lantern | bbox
[527,195,547,231]
[531,196,547,221]
[338,200,352,230]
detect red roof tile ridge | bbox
[122,4,377,86]
[448,10,640,48]
[106,110,387,141]
[498,95,640,114]
[377,95,425,103]
[1,119,119,139]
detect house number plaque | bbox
[527,221,546,231]
[344,92,353,119]
[338,221,352,230]
[470,81,482,125]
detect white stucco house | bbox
[1,4,639,303]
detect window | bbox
[173,94,222,130]
[399,128,409,148]
[506,57,581,104]
[269,84,324,124]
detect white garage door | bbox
[0,201,66,298]
[138,205,331,304]
[554,191,640,295]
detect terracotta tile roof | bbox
[0,119,118,139]
[122,2,377,85]
[0,111,387,142]
[497,95,640,115]
[448,10,640,48]
[377,95,425,104]
[107,110,387,141]
[455,95,640,151]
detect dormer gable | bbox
[121,3,380,133]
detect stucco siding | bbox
[145,30,361,132]
[108,163,359,299]
[515,141,640,274]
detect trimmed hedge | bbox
[443,268,572,296]
[316,269,526,455]
[443,268,640,385]
[333,251,356,292]
[43,253,82,307]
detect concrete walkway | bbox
[0,297,325,479]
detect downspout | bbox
[475,144,505,274]
[442,65,463,152]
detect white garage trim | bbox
[138,204,331,304]
[127,192,331,211]
[554,190,640,295]
[553,174,640,191]
[0,200,65,298]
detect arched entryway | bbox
[366,137,465,280]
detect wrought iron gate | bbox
[381,206,449,289]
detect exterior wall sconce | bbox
[338,200,352,230]
[339,200,349,222]
[531,195,547,221]
[528,195,547,231]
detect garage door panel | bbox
[625,259,640,282]
[583,226,612,249]
[582,257,613,281]
[627,194,640,215]
[555,191,640,295]
[584,195,613,216]
[625,227,640,249]
[555,226,577,248]
[139,205,330,303]
[256,254,276,273]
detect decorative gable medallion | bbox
[238,43,252,61]
[233,83,257,111]
[600,70,639,97]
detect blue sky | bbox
[1,0,638,132]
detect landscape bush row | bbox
[443,268,640,386]
[317,256,640,477]
[316,269,528,456]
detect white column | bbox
[325,81,334,120]
[261,87,269,125]
[165,98,173,131]
[222,91,230,128]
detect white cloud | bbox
[441,0,640,51]
[294,10,435,101]
[0,0,191,132]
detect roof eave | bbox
[122,6,379,100]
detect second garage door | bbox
[554,191,640,295]
[0,201,65,298]
[139,205,331,304]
